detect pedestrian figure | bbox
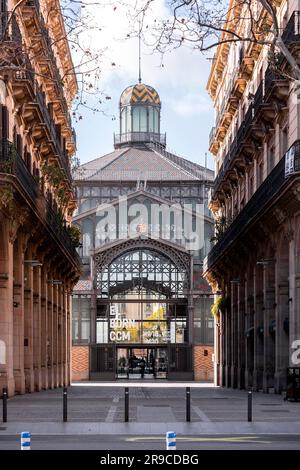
[139,357,146,379]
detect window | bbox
[72,296,91,344]
[132,107,147,132]
[193,297,214,345]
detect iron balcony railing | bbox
[35,83,72,182]
[0,140,79,262]
[114,132,166,147]
[212,64,288,194]
[206,141,300,271]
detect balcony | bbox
[0,140,79,264]
[211,66,288,199]
[35,84,72,182]
[21,0,75,150]
[205,141,300,271]
[114,132,167,148]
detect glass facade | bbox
[95,289,188,346]
[120,105,160,134]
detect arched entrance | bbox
[91,238,192,380]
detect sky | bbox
[72,0,215,170]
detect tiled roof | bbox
[74,144,214,182]
[73,279,92,292]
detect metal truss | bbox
[94,238,191,298]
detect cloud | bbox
[78,0,211,93]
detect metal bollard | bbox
[248,390,252,422]
[166,431,176,450]
[125,387,129,422]
[63,387,68,422]
[186,387,191,422]
[21,432,31,450]
[2,388,7,423]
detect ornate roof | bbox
[120,83,161,106]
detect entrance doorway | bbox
[117,347,168,379]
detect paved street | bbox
[2,383,300,423]
[0,434,300,450]
[1,384,300,449]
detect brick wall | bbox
[194,345,214,381]
[72,345,89,381]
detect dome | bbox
[120,83,161,106]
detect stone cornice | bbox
[42,0,78,103]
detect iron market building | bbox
[72,82,215,381]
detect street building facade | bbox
[0,0,80,396]
[72,83,215,381]
[204,0,300,392]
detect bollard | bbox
[186,387,191,422]
[248,390,252,422]
[2,388,7,423]
[63,387,68,422]
[166,431,176,450]
[125,387,129,422]
[20,432,31,450]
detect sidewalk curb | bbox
[1,421,300,435]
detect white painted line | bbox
[71,382,216,388]
[192,405,212,422]
[105,406,117,422]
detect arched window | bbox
[96,248,187,298]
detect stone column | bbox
[33,265,42,391]
[24,249,34,393]
[0,220,15,396]
[40,266,48,389]
[219,311,226,386]
[53,284,58,387]
[263,263,276,392]
[225,283,231,387]
[245,269,254,389]
[275,282,289,392]
[62,286,67,386]
[47,280,54,389]
[237,280,245,389]
[230,282,238,388]
[58,284,64,387]
[13,236,25,394]
[253,266,264,391]
[289,237,300,369]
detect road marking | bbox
[191,405,212,422]
[113,397,119,403]
[105,406,117,422]
[126,436,271,444]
